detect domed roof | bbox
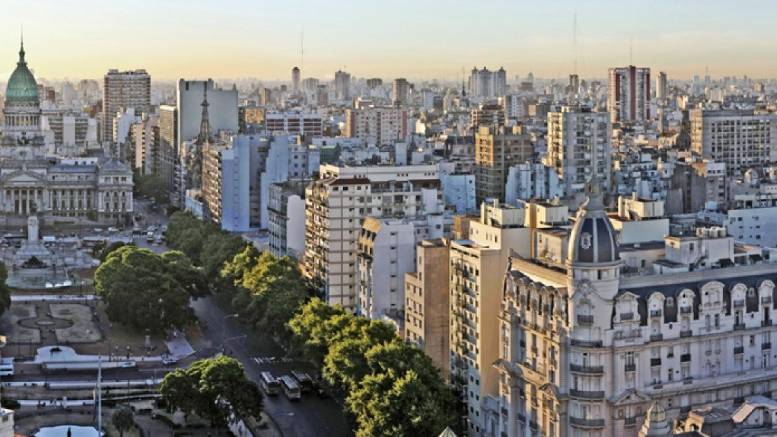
[6,41,38,104]
[567,182,619,265]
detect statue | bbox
[27,215,38,243]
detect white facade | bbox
[505,162,563,204]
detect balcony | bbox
[569,417,605,429]
[624,416,637,427]
[734,299,745,307]
[650,333,664,342]
[569,389,605,400]
[571,338,603,348]
[763,296,772,305]
[734,323,746,331]
[650,358,662,367]
[764,342,772,350]
[625,363,636,372]
[620,312,634,321]
[680,353,691,363]
[734,346,744,355]
[577,314,594,325]
[679,306,692,314]
[680,329,693,338]
[570,364,604,375]
[650,309,663,318]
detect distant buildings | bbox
[291,66,301,95]
[468,67,507,99]
[334,70,351,101]
[344,107,408,146]
[102,69,150,143]
[392,78,410,106]
[264,111,323,137]
[608,65,651,123]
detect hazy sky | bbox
[2,0,776,82]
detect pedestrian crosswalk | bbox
[253,356,293,365]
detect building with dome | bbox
[489,178,777,436]
[0,39,133,225]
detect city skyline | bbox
[4,0,777,81]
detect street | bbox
[192,296,349,437]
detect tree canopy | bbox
[94,246,203,333]
[160,355,262,426]
[0,264,11,318]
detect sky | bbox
[2,0,777,82]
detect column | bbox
[25,189,29,215]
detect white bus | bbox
[0,358,13,376]
[260,371,281,396]
[279,375,301,401]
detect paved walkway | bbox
[12,294,99,302]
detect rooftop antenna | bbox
[573,11,578,75]
[629,37,633,65]
[300,30,304,73]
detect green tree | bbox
[160,356,262,426]
[94,246,196,333]
[0,264,12,318]
[134,173,168,205]
[99,241,133,263]
[111,405,135,437]
[161,250,209,297]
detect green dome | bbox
[5,43,38,103]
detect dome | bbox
[567,185,618,265]
[5,42,38,104]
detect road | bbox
[192,296,349,437]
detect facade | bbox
[0,41,133,225]
[334,70,351,101]
[494,182,777,437]
[265,111,323,137]
[303,164,444,309]
[102,69,150,143]
[405,239,450,377]
[450,202,532,436]
[505,162,563,204]
[690,109,777,177]
[158,105,178,193]
[475,124,533,204]
[344,107,408,146]
[544,106,612,196]
[656,71,668,101]
[608,66,651,124]
[42,110,97,156]
[291,66,301,95]
[268,180,308,259]
[392,78,410,106]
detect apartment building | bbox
[102,69,150,142]
[268,180,308,259]
[690,109,777,177]
[544,105,612,196]
[405,239,450,377]
[265,111,323,137]
[608,65,651,124]
[304,164,444,309]
[474,124,533,204]
[344,107,408,146]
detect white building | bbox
[265,111,324,137]
[505,162,563,203]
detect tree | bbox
[134,172,168,205]
[161,251,209,297]
[94,246,196,333]
[0,264,11,318]
[111,405,135,437]
[98,241,132,263]
[160,356,262,426]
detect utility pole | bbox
[96,357,102,433]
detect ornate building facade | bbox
[494,183,777,436]
[0,40,133,225]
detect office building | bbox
[392,78,410,106]
[608,65,651,123]
[102,69,150,143]
[265,111,323,137]
[334,70,351,101]
[268,180,308,259]
[657,71,668,101]
[291,66,301,95]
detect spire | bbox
[18,26,25,65]
[197,82,211,144]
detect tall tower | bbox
[291,66,301,95]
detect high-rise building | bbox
[544,105,612,196]
[303,164,444,310]
[607,65,651,123]
[404,239,450,378]
[450,202,531,435]
[656,71,668,101]
[392,78,410,106]
[366,78,383,89]
[334,70,351,101]
[102,69,150,143]
[690,109,777,176]
[291,66,301,95]
[474,124,533,204]
[157,105,178,195]
[344,107,408,145]
[468,67,507,99]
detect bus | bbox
[291,370,314,393]
[260,371,281,396]
[279,375,301,401]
